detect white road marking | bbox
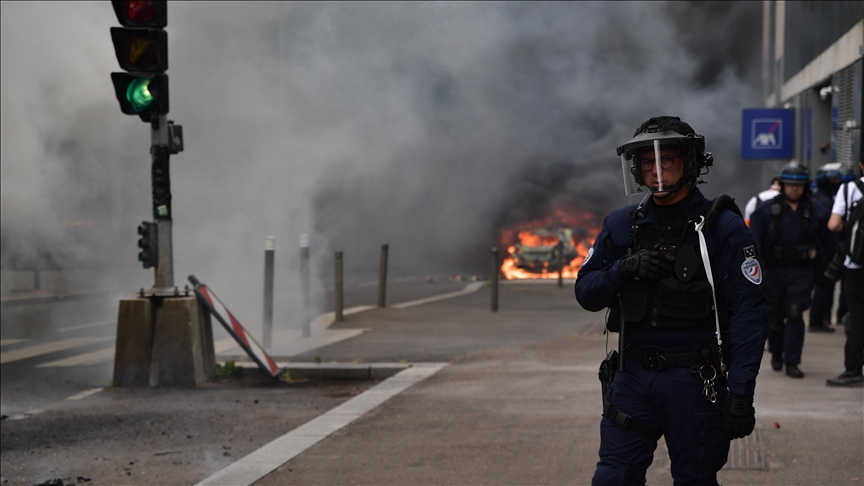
[65,387,104,401]
[6,408,46,421]
[196,363,448,486]
[391,282,485,309]
[55,320,114,333]
[37,348,115,368]
[0,337,113,365]
[0,339,27,346]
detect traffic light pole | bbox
[151,115,174,291]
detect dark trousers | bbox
[593,364,729,486]
[764,265,813,365]
[843,269,864,372]
[810,281,848,327]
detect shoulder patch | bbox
[582,246,595,268]
[741,246,762,285]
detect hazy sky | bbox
[1,1,763,323]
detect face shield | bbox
[619,139,683,195]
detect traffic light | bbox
[137,222,158,268]
[111,0,169,119]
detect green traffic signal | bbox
[126,78,153,112]
[111,73,168,116]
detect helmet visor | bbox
[620,140,676,195]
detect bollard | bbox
[378,243,389,307]
[263,236,275,349]
[491,247,499,312]
[335,251,344,322]
[557,242,564,288]
[33,269,41,291]
[300,234,311,337]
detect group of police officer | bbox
[574,116,863,485]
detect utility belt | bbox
[599,346,723,440]
[765,243,818,265]
[623,347,714,371]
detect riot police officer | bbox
[575,116,768,485]
[809,163,845,333]
[750,163,834,378]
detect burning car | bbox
[508,228,577,273]
[498,207,601,280]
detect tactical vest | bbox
[607,199,732,333]
[761,194,819,265]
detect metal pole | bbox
[263,236,275,349]
[151,115,174,290]
[491,247,499,313]
[335,251,344,322]
[378,243,389,308]
[557,242,564,289]
[300,234,311,337]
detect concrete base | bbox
[113,298,155,387]
[150,296,215,387]
[113,295,215,387]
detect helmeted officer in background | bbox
[575,116,768,485]
[809,163,846,333]
[750,163,834,378]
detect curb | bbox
[227,361,423,381]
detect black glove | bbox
[618,249,675,282]
[722,393,755,439]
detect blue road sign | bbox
[741,108,795,159]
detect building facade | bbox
[762,1,863,175]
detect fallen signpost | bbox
[188,275,283,381]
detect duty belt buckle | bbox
[644,352,667,370]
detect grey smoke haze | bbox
[1,2,762,325]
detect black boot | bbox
[771,355,783,371]
[826,369,864,387]
[785,364,804,378]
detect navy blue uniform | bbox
[575,188,767,485]
[809,193,844,329]
[750,193,834,366]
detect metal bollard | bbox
[335,251,344,322]
[491,247,499,313]
[263,236,275,349]
[378,243,389,307]
[300,234,311,337]
[557,242,564,289]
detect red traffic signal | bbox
[111,73,169,116]
[112,0,167,28]
[110,27,167,72]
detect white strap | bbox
[694,216,723,348]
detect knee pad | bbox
[785,302,804,320]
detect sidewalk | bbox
[249,284,862,486]
[2,282,861,485]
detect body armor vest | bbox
[607,202,730,333]
[762,194,819,266]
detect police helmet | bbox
[616,116,713,195]
[838,167,856,183]
[815,162,842,182]
[778,163,810,185]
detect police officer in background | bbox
[750,163,834,378]
[575,116,767,485]
[825,154,864,387]
[809,163,846,333]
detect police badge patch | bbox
[582,246,594,268]
[741,245,762,285]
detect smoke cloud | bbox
[1,2,762,326]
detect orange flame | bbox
[499,207,601,280]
